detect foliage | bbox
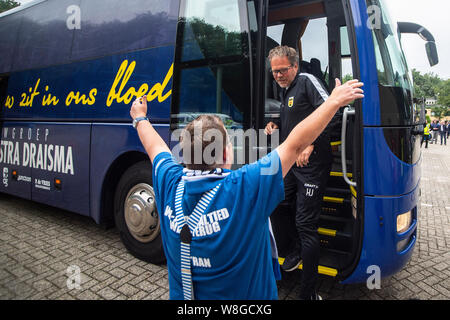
[0,0,19,14]
[342,74,353,84]
[186,17,244,59]
[430,106,450,119]
[412,69,449,119]
[436,79,450,107]
[412,69,442,99]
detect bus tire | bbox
[114,161,165,264]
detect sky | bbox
[15,0,450,79]
[383,0,450,80]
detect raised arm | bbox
[276,79,364,177]
[130,95,171,164]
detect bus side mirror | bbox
[425,41,439,67]
[397,22,439,67]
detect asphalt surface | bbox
[0,143,449,300]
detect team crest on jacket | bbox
[288,96,294,107]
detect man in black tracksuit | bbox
[265,46,334,300]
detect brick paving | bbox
[0,143,449,300]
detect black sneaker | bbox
[311,292,323,300]
[299,292,323,300]
[281,252,302,272]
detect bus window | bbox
[267,18,330,90]
[12,0,75,72]
[181,0,244,61]
[341,26,353,82]
[367,0,414,126]
[0,76,8,108]
[71,0,178,62]
[301,18,328,78]
[267,24,283,45]
[367,0,419,164]
[0,11,21,74]
[172,0,250,130]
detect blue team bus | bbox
[0,0,438,283]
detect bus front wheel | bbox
[114,161,165,264]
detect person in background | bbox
[422,122,430,148]
[431,120,439,144]
[439,120,447,145]
[446,120,449,139]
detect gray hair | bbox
[268,45,299,66]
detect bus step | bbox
[321,206,352,219]
[278,257,338,277]
[319,228,353,252]
[318,227,336,237]
[325,187,351,195]
[319,213,354,227]
[323,196,350,205]
[329,171,353,178]
[318,227,351,239]
[319,248,352,272]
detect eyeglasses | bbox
[271,65,294,76]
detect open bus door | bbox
[170,0,366,281]
[262,0,364,281]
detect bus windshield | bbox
[367,0,414,126]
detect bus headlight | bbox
[397,211,412,233]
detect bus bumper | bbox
[341,184,419,284]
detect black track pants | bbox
[273,163,331,299]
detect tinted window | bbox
[1,0,178,73]
[178,65,246,126]
[172,0,250,129]
[180,0,247,62]
[12,0,77,71]
[301,18,329,72]
[267,19,328,74]
[0,12,22,74]
[266,18,330,90]
[383,127,421,164]
[0,77,8,109]
[71,0,178,61]
[367,0,414,125]
[340,26,354,82]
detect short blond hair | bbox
[180,115,228,171]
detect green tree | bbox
[342,74,353,84]
[412,69,441,99]
[431,106,449,119]
[437,79,450,107]
[0,0,19,14]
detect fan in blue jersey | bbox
[129,78,363,300]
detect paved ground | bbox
[0,143,449,300]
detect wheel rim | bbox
[124,183,159,243]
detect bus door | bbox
[170,0,254,167]
[342,0,438,283]
[263,0,364,280]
